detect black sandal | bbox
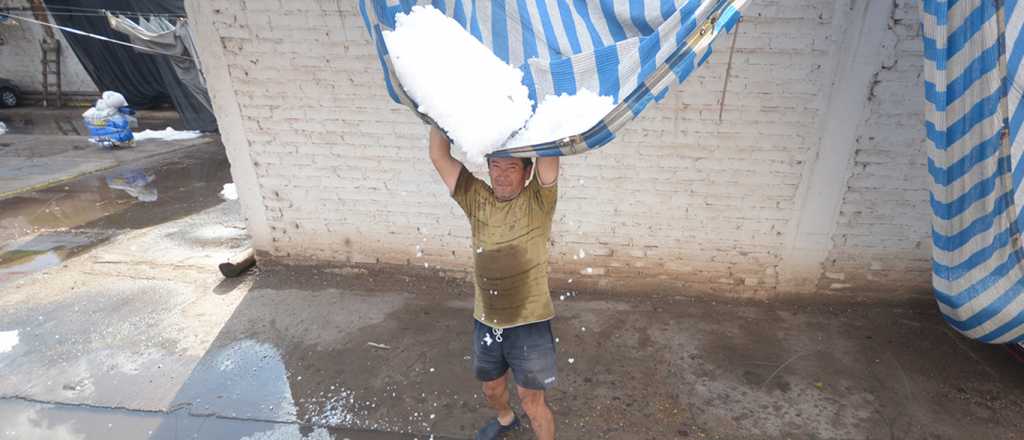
[475,413,520,440]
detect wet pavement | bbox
[0,107,212,199]
[2,140,1024,439]
[0,142,231,287]
[0,399,451,439]
[3,234,1024,440]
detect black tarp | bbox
[43,0,217,131]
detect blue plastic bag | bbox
[84,109,134,148]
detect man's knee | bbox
[516,386,547,414]
[481,374,508,398]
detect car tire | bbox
[0,87,17,107]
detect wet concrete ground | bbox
[0,399,455,439]
[0,107,211,198]
[0,142,231,287]
[2,142,1024,439]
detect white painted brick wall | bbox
[0,0,97,94]
[821,0,931,295]
[194,0,932,296]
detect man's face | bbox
[488,158,530,201]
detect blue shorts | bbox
[473,319,558,390]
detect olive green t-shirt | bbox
[452,166,557,329]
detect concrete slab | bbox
[0,135,97,158]
[0,157,114,198]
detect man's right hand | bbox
[428,125,462,195]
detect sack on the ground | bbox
[83,91,135,148]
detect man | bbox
[428,126,560,440]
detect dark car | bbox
[0,79,19,107]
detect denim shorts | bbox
[472,319,558,390]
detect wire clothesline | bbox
[12,10,186,19]
[48,5,184,17]
[0,13,194,61]
[1,4,186,18]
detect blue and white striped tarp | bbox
[359,0,746,157]
[922,0,1024,343]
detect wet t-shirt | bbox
[452,166,557,329]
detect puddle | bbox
[0,399,338,440]
[0,398,432,439]
[0,251,63,285]
[0,231,112,286]
[105,169,157,202]
[165,338,419,436]
[164,224,248,249]
[0,143,232,284]
[0,144,230,232]
[173,340,298,422]
[0,339,430,438]
[0,334,433,439]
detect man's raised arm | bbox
[535,156,559,187]
[429,125,462,194]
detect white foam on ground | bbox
[133,127,203,141]
[383,5,532,164]
[241,425,332,440]
[507,89,614,147]
[220,183,238,201]
[0,330,19,353]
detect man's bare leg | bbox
[481,371,515,425]
[517,385,554,440]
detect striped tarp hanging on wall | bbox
[359,0,746,157]
[922,0,1024,343]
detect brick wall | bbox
[819,0,931,295]
[0,0,97,94]
[188,0,932,296]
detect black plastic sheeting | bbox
[43,0,217,131]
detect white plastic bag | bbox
[101,91,127,109]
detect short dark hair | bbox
[487,157,533,169]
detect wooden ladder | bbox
[40,37,63,108]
